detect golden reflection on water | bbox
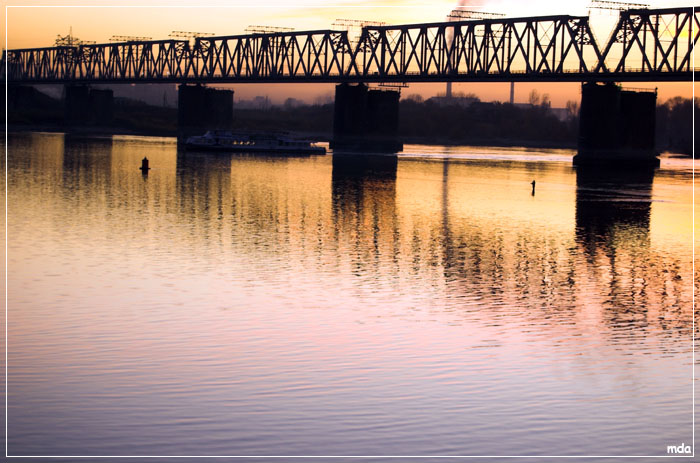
[5,132,696,457]
[8,132,695,349]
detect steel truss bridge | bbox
[2,6,698,84]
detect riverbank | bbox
[5,123,178,138]
[4,124,582,151]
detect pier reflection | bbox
[8,132,65,177]
[331,154,399,274]
[63,134,113,182]
[575,166,654,249]
[574,166,688,343]
[331,154,398,215]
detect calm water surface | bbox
[4,133,697,461]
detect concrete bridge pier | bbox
[64,85,114,126]
[177,84,234,143]
[6,85,44,113]
[331,83,403,153]
[573,82,659,167]
[64,85,89,124]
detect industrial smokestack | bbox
[510,82,514,104]
[446,1,488,98]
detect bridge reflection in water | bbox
[6,133,694,456]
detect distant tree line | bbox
[232,104,334,136]
[397,93,577,147]
[655,96,699,155]
[3,86,698,155]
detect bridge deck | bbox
[3,6,699,83]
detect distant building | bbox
[100,83,178,107]
[20,84,180,108]
[512,102,572,121]
[425,95,479,107]
[236,96,272,109]
[283,97,304,109]
[549,107,571,121]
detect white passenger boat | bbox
[185,130,326,155]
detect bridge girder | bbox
[2,7,698,83]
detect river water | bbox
[4,133,697,461]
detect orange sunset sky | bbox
[2,0,697,106]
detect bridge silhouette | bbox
[2,6,698,84]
